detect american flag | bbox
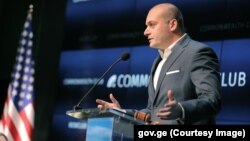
[0,5,35,141]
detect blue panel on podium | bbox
[86,118,114,141]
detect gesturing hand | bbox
[96,93,121,110]
[156,90,182,120]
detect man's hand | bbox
[156,90,182,120]
[96,93,121,110]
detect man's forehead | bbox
[146,11,162,22]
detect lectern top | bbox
[66,108,148,125]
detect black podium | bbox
[66,108,148,141]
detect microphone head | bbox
[120,52,130,61]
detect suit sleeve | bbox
[179,47,221,123]
[139,92,152,114]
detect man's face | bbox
[144,8,171,49]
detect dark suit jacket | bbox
[141,34,221,125]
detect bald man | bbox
[96,3,221,125]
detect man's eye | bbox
[149,24,155,27]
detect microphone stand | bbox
[73,57,123,110]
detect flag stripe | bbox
[2,96,21,141]
[4,129,14,141]
[4,113,22,141]
[20,106,33,138]
[7,95,30,141]
[24,103,34,127]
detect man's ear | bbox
[169,19,178,31]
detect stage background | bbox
[50,0,250,141]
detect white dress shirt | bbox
[153,34,187,90]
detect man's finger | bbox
[156,112,171,118]
[109,93,118,104]
[97,105,103,110]
[96,99,106,105]
[158,107,171,113]
[167,90,175,102]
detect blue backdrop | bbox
[51,39,250,140]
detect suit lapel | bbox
[153,35,191,104]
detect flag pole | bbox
[28,4,33,19]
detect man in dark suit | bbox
[96,3,221,125]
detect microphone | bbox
[73,52,130,110]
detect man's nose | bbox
[144,27,149,36]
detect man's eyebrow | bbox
[146,20,156,25]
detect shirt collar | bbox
[158,33,187,59]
